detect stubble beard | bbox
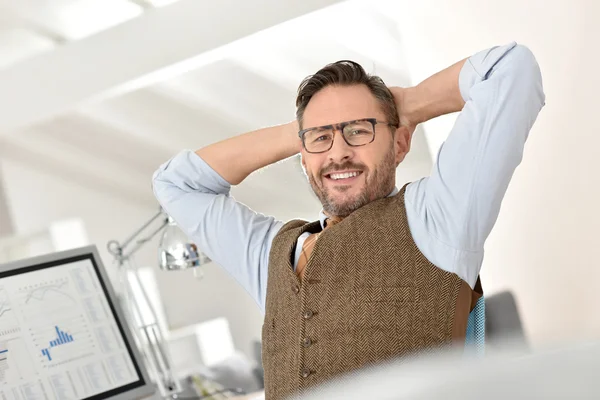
[307,148,397,218]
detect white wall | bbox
[0,166,14,237]
[0,158,156,279]
[0,158,264,359]
[382,0,600,345]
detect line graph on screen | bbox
[0,287,18,331]
[18,279,77,321]
[23,279,75,304]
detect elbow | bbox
[506,44,546,110]
[510,44,539,71]
[513,44,545,96]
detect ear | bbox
[393,126,412,165]
[300,152,310,176]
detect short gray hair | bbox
[295,60,399,129]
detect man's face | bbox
[300,84,408,217]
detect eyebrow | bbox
[303,118,372,131]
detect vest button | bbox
[303,310,314,320]
[301,368,311,378]
[292,285,300,294]
[303,337,312,347]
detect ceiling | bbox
[0,0,432,221]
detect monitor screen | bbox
[0,252,147,400]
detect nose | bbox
[327,130,354,163]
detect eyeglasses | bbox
[298,118,398,154]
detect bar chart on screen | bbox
[40,326,75,362]
[31,316,96,367]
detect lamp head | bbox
[158,217,210,271]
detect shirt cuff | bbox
[154,150,231,195]
[459,41,517,101]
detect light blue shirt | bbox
[152,42,545,313]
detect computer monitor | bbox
[0,245,155,400]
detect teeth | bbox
[330,171,359,180]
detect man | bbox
[153,42,544,399]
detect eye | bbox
[307,130,332,143]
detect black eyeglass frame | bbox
[298,118,398,154]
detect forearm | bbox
[400,58,467,125]
[196,121,301,185]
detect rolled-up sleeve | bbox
[152,150,283,311]
[406,42,546,287]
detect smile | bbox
[325,171,363,181]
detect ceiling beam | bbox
[78,87,247,152]
[125,0,155,11]
[0,6,68,44]
[0,0,345,135]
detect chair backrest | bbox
[484,290,528,351]
[252,340,265,389]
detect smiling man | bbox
[298,82,402,219]
[153,42,544,400]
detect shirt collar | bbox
[318,186,399,229]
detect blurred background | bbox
[0,0,598,391]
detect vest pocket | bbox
[262,317,286,356]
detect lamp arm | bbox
[123,219,169,260]
[121,209,164,249]
[107,209,168,263]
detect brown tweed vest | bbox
[262,186,478,399]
